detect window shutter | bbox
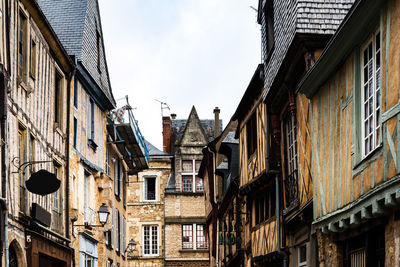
[115,209,118,251]
[119,212,123,254]
[111,206,114,249]
[114,161,118,196]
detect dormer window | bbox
[96,30,101,73]
[263,0,275,59]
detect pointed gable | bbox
[37,0,115,108]
[179,106,209,147]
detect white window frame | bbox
[284,112,298,175]
[182,223,208,250]
[298,243,307,267]
[182,159,203,192]
[361,29,381,158]
[142,225,159,256]
[143,176,157,201]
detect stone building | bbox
[5,0,74,266]
[298,0,400,265]
[126,140,171,267]
[162,106,221,267]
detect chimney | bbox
[162,116,171,154]
[213,107,220,138]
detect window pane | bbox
[145,177,156,200]
[182,176,193,192]
[195,161,201,172]
[182,161,193,172]
[143,226,150,255]
[196,224,207,249]
[152,226,158,254]
[182,225,193,249]
[299,244,307,263]
[196,176,204,192]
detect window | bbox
[30,135,35,172]
[182,224,193,249]
[18,11,27,84]
[73,117,78,149]
[30,38,36,78]
[79,234,98,267]
[84,172,95,224]
[361,30,381,157]
[182,159,203,192]
[144,177,156,201]
[196,224,207,249]
[350,249,366,267]
[246,112,257,158]
[263,0,275,57]
[54,71,63,126]
[96,31,101,72]
[105,145,110,176]
[18,126,26,213]
[89,99,95,140]
[253,185,275,226]
[53,164,62,231]
[73,78,78,108]
[182,224,207,249]
[298,244,307,267]
[114,159,121,198]
[143,225,158,256]
[284,112,298,176]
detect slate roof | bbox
[165,170,176,193]
[171,119,223,144]
[37,0,115,107]
[222,131,239,144]
[144,139,170,158]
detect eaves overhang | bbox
[313,175,400,235]
[76,63,115,111]
[22,0,75,74]
[298,0,386,98]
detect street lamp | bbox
[97,203,110,226]
[72,203,110,230]
[126,239,137,254]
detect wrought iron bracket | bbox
[12,157,52,174]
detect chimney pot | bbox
[171,113,177,120]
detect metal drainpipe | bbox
[275,173,288,267]
[65,70,74,241]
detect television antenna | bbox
[154,99,170,118]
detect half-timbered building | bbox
[6,0,74,265]
[37,1,149,266]
[299,0,400,265]
[199,119,240,267]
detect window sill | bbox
[179,249,208,253]
[166,191,204,196]
[352,145,382,177]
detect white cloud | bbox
[99,0,260,149]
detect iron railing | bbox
[284,170,299,211]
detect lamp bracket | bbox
[12,157,52,174]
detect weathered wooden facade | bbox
[299,0,400,265]
[37,0,149,266]
[199,119,240,267]
[6,0,74,266]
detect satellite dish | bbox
[25,169,60,195]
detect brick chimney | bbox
[213,107,220,138]
[162,116,171,154]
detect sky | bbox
[99,0,261,150]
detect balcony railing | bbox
[107,96,149,172]
[284,170,299,213]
